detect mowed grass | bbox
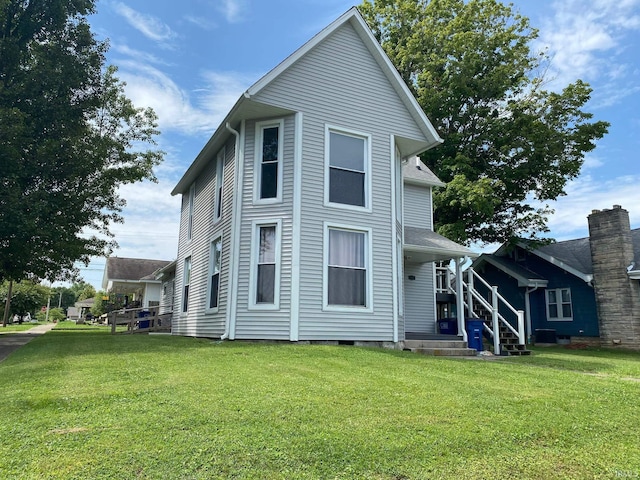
[1,331,639,479]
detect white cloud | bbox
[113,2,176,42]
[184,14,217,30]
[218,0,247,23]
[540,174,640,240]
[111,44,170,66]
[535,0,640,91]
[113,59,252,136]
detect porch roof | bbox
[404,227,477,263]
[474,253,548,288]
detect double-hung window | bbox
[187,183,195,240]
[325,127,371,210]
[182,256,191,313]
[255,120,284,203]
[325,225,371,309]
[546,288,573,321]
[208,237,222,310]
[214,149,224,222]
[250,220,281,309]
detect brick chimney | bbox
[588,205,640,348]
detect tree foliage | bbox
[0,280,48,320]
[360,0,609,244]
[0,0,163,283]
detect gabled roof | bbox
[473,253,548,288]
[403,157,445,187]
[102,257,172,290]
[172,7,443,196]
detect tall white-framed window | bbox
[394,145,403,224]
[207,236,222,311]
[187,183,195,241]
[249,219,282,309]
[323,223,373,311]
[324,125,372,211]
[546,288,573,321]
[214,149,225,222]
[182,256,191,313]
[254,119,284,204]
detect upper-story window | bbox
[254,119,284,203]
[214,149,224,222]
[182,256,191,313]
[207,236,222,311]
[546,288,573,321]
[187,183,195,240]
[325,126,371,211]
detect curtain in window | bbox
[257,226,276,303]
[328,229,366,306]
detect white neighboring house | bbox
[102,257,173,309]
[169,7,475,343]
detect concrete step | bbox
[404,339,467,349]
[410,347,479,357]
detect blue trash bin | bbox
[438,318,458,335]
[465,319,484,351]
[138,310,150,329]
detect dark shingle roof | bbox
[105,257,172,282]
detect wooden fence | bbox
[108,306,172,334]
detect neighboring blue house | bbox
[473,205,640,347]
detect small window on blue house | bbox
[546,288,573,321]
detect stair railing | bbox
[463,267,525,354]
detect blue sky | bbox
[78,0,640,289]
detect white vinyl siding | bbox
[546,288,573,321]
[173,136,235,338]
[251,21,428,341]
[404,262,437,334]
[254,119,284,204]
[403,184,432,229]
[187,183,195,240]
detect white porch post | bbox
[466,267,474,319]
[492,286,500,354]
[525,288,533,344]
[455,258,467,342]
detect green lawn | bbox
[0,322,45,333]
[1,331,639,479]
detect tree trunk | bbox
[2,280,14,327]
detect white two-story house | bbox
[169,7,474,345]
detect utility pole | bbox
[2,280,13,327]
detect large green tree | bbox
[0,0,163,283]
[360,0,609,245]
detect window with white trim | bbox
[187,183,195,240]
[208,237,222,310]
[546,288,573,321]
[214,149,224,222]
[250,220,281,308]
[326,127,371,209]
[255,120,283,203]
[182,256,191,313]
[326,226,370,308]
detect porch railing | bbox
[438,265,525,354]
[108,306,172,334]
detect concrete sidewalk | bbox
[0,323,57,363]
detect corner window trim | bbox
[546,288,573,322]
[324,124,372,213]
[214,148,225,223]
[206,233,223,313]
[322,222,373,313]
[253,119,284,205]
[248,219,282,311]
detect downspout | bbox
[222,121,241,341]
